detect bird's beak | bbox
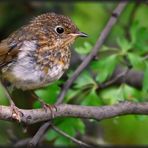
[70,32,88,38]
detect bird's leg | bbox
[0,81,22,122]
[30,91,57,118]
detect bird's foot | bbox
[10,104,22,122]
[40,101,57,118]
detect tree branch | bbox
[14,138,31,147]
[28,122,51,147]
[1,102,148,124]
[56,2,128,104]
[52,124,92,148]
[99,68,129,89]
[112,67,143,89]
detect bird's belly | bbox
[3,57,65,90]
[7,64,64,90]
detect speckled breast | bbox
[2,40,71,90]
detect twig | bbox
[28,122,51,147]
[56,2,128,104]
[113,67,143,89]
[14,138,31,147]
[100,68,129,89]
[52,124,92,148]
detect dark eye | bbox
[55,26,64,34]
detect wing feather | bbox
[0,39,19,68]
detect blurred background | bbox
[0,1,148,147]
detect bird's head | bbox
[33,13,87,49]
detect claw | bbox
[42,103,57,118]
[30,92,57,119]
[10,104,22,122]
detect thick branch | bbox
[1,102,148,124]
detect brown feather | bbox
[0,39,18,68]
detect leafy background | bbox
[0,1,148,146]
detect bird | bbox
[0,12,87,121]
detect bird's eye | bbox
[55,26,64,34]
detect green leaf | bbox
[58,118,85,136]
[74,71,95,88]
[91,55,118,83]
[0,86,8,104]
[55,136,73,146]
[45,130,58,141]
[130,21,139,44]
[128,53,145,70]
[122,84,144,102]
[65,89,82,102]
[100,87,124,105]
[100,84,143,104]
[134,26,148,54]
[34,82,60,106]
[117,37,132,52]
[75,42,92,55]
[45,118,85,146]
[81,88,102,106]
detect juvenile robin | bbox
[0,12,87,121]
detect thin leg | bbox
[0,81,22,122]
[30,91,57,118]
[30,91,46,107]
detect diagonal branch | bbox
[52,124,92,148]
[1,102,148,124]
[56,2,128,104]
[99,68,129,89]
[28,122,51,147]
[113,67,143,89]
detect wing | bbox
[0,23,48,69]
[0,26,29,68]
[0,38,19,68]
